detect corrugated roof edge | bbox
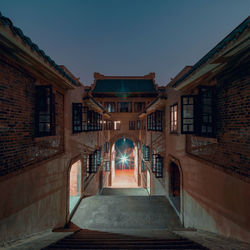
[0,11,77,87]
[172,16,250,88]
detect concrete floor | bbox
[71,191,183,231]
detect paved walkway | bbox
[71,192,183,230]
[112,169,138,188]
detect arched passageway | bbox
[69,160,82,213]
[169,162,180,213]
[110,138,139,188]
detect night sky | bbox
[0,0,249,86]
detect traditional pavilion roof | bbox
[93,79,156,93]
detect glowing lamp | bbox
[121,155,128,164]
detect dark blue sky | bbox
[0,0,249,85]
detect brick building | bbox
[0,12,249,247]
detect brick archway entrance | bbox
[169,161,181,213]
[110,137,139,188]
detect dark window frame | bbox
[197,86,215,137]
[134,102,145,112]
[104,102,116,112]
[35,85,55,137]
[181,86,215,137]
[181,95,196,134]
[155,155,163,178]
[72,103,82,133]
[105,161,110,171]
[147,110,163,131]
[118,102,132,112]
[170,103,178,133]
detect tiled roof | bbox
[93,79,156,93]
[0,12,78,86]
[173,16,250,88]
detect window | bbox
[72,104,102,132]
[147,113,152,130]
[105,161,110,171]
[147,111,163,131]
[142,145,150,161]
[155,111,163,131]
[72,103,82,133]
[152,153,157,173]
[118,102,132,112]
[170,104,178,133]
[129,120,143,130]
[181,86,215,136]
[141,160,145,172]
[181,96,195,134]
[129,121,136,130]
[134,102,145,112]
[35,86,55,137]
[105,142,109,153]
[198,87,214,136]
[84,155,90,178]
[82,106,89,131]
[89,152,97,173]
[104,102,115,112]
[156,155,163,178]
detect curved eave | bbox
[139,96,167,118]
[174,18,250,91]
[83,96,111,117]
[0,22,77,89]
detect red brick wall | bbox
[186,57,250,182]
[0,56,64,176]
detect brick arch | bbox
[109,133,139,146]
[66,155,83,223]
[166,154,184,224]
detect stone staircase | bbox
[42,188,208,249]
[42,229,208,249]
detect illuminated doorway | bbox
[69,160,82,214]
[111,138,138,188]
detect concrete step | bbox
[101,188,148,196]
[42,229,208,249]
[71,195,183,230]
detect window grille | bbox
[72,103,82,133]
[104,102,116,112]
[35,85,55,137]
[143,145,150,161]
[89,152,97,173]
[129,121,136,130]
[118,102,132,112]
[105,142,109,153]
[105,161,110,171]
[155,155,163,178]
[181,87,215,136]
[141,160,145,172]
[152,153,157,173]
[198,87,215,136]
[147,111,163,131]
[181,96,195,133]
[134,102,145,112]
[96,148,102,166]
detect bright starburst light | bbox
[120,154,128,164]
